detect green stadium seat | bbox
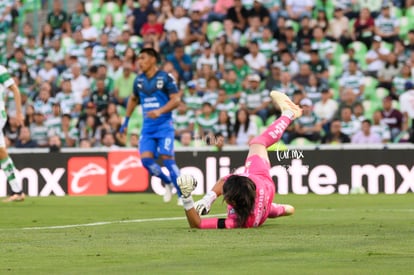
[391,6,403,18]
[102,2,120,15]
[381,41,393,51]
[22,0,41,13]
[399,16,412,39]
[253,115,264,130]
[363,76,379,99]
[375,87,389,99]
[405,6,414,17]
[61,36,74,53]
[332,42,344,65]
[207,21,223,43]
[113,12,126,29]
[91,12,104,29]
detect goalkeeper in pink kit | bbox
[177,91,302,229]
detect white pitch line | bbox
[22,214,227,230]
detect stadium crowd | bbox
[1,0,414,150]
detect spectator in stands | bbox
[226,0,248,31]
[378,53,401,91]
[157,0,174,25]
[7,47,25,74]
[160,31,182,58]
[191,0,212,20]
[296,17,313,48]
[353,102,366,122]
[101,14,121,44]
[69,1,89,33]
[25,35,43,70]
[15,126,37,148]
[38,23,54,51]
[321,118,351,144]
[177,131,194,147]
[196,43,217,73]
[311,9,329,32]
[14,22,32,49]
[340,106,361,139]
[55,79,82,116]
[244,40,268,75]
[290,98,322,143]
[248,0,270,27]
[90,78,111,115]
[113,62,135,107]
[164,6,190,41]
[209,0,234,22]
[351,119,382,144]
[353,7,375,48]
[292,63,312,90]
[81,16,99,43]
[339,59,365,99]
[30,110,49,147]
[131,0,155,36]
[336,88,358,118]
[184,9,207,46]
[129,129,139,148]
[233,107,258,146]
[284,24,300,53]
[407,30,414,51]
[393,39,408,64]
[239,74,271,123]
[174,101,195,140]
[166,43,193,82]
[33,82,53,118]
[274,71,296,98]
[47,0,69,35]
[78,112,99,147]
[37,58,58,86]
[141,11,164,41]
[4,116,19,147]
[276,50,299,76]
[79,138,92,148]
[196,102,219,139]
[365,35,390,77]
[296,39,312,64]
[15,62,36,96]
[59,113,78,147]
[47,38,65,73]
[286,0,313,21]
[48,134,62,152]
[264,64,281,91]
[67,30,88,62]
[327,7,350,47]
[244,15,263,42]
[202,76,220,105]
[183,80,202,112]
[398,82,414,136]
[215,88,236,118]
[218,42,237,73]
[374,4,399,43]
[308,49,329,80]
[391,64,414,98]
[314,89,339,132]
[214,109,235,145]
[70,63,90,101]
[381,95,403,141]
[371,110,391,143]
[311,26,333,62]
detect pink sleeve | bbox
[199,218,238,229]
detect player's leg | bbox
[158,133,182,203]
[248,91,302,158]
[140,136,174,202]
[0,127,24,202]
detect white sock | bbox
[1,157,22,194]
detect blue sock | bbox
[163,159,182,197]
[141,158,171,184]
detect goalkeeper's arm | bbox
[195,178,225,215]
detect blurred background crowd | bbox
[1,0,414,150]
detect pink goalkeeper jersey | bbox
[200,155,275,229]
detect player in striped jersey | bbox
[0,65,25,202]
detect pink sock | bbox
[268,203,286,218]
[249,115,291,148]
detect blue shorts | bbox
[139,131,175,157]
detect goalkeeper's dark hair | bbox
[140,47,160,63]
[223,175,256,227]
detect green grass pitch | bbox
[1,194,414,274]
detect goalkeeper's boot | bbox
[280,204,295,216]
[270,91,302,119]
